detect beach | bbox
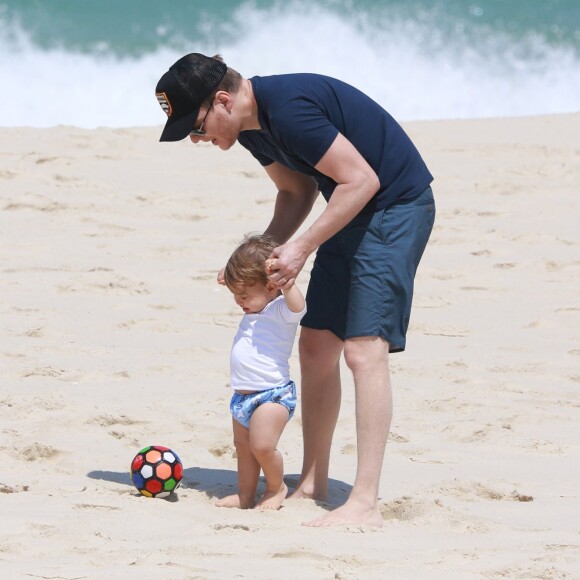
[1,114,579,579]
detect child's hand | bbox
[264,259,275,275]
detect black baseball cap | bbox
[155,53,227,142]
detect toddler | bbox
[217,234,306,510]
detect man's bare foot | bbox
[287,482,327,502]
[256,483,288,510]
[302,500,383,528]
[215,494,255,509]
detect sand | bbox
[1,114,579,579]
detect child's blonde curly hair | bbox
[223,234,278,291]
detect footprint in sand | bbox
[57,273,150,295]
[0,483,30,493]
[340,443,356,455]
[20,443,62,462]
[209,444,235,458]
[4,201,69,212]
[271,549,331,561]
[169,212,207,222]
[389,432,410,443]
[545,260,580,272]
[35,156,60,164]
[22,366,82,383]
[417,325,470,338]
[21,327,45,338]
[191,270,221,281]
[213,523,250,532]
[87,414,144,427]
[117,319,183,333]
[379,495,429,521]
[435,480,534,503]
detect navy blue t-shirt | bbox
[237,74,433,212]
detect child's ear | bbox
[266,281,278,296]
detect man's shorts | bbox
[230,381,297,429]
[301,187,435,353]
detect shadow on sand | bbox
[87,466,352,508]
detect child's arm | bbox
[281,282,305,314]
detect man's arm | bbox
[262,162,319,245]
[268,133,380,286]
[216,163,317,286]
[299,133,380,250]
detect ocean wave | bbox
[1,1,578,127]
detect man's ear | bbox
[215,91,232,111]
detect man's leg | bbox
[304,335,390,527]
[289,327,344,501]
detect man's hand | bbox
[266,239,310,288]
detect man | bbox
[155,53,435,527]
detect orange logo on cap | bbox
[156,92,173,117]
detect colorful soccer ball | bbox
[130,445,183,498]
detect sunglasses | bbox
[189,104,212,136]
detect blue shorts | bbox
[230,382,297,429]
[301,187,435,352]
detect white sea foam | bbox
[1,4,578,128]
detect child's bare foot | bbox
[256,483,288,510]
[216,494,255,509]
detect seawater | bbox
[1,0,579,128]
